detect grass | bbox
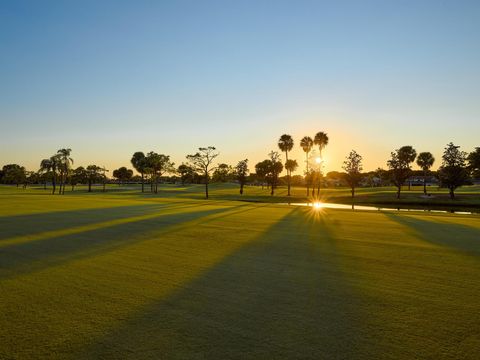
[1,185,480,359]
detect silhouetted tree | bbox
[177,163,195,185]
[40,158,55,193]
[2,164,26,187]
[212,163,233,182]
[234,159,249,195]
[86,165,102,192]
[112,167,134,184]
[56,148,73,195]
[278,134,294,196]
[342,150,363,198]
[100,166,109,192]
[131,152,147,192]
[187,146,219,199]
[437,143,469,199]
[416,152,435,195]
[285,159,298,195]
[255,160,270,189]
[267,151,283,196]
[70,166,87,191]
[145,152,174,193]
[314,131,329,195]
[300,136,314,196]
[467,147,480,178]
[387,146,417,199]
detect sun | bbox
[315,157,322,164]
[313,202,323,209]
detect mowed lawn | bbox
[1,188,480,359]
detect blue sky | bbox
[1,0,479,173]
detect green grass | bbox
[1,186,480,359]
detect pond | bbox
[280,202,478,215]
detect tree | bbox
[278,134,294,196]
[70,166,87,191]
[235,159,249,195]
[186,146,219,199]
[131,152,147,192]
[112,167,134,184]
[2,164,26,187]
[342,150,363,198]
[314,131,329,195]
[387,146,417,199]
[40,155,63,194]
[416,152,435,195]
[300,136,314,196]
[86,165,102,192]
[177,163,195,185]
[284,159,298,194]
[212,163,233,182]
[56,148,73,195]
[314,132,329,158]
[145,152,174,193]
[39,157,58,193]
[100,166,109,192]
[467,147,480,178]
[437,143,469,199]
[254,160,270,189]
[266,151,283,196]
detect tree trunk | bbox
[306,152,309,197]
[423,170,427,195]
[52,174,56,194]
[88,180,92,192]
[44,181,47,190]
[449,187,455,199]
[71,185,74,191]
[351,187,355,198]
[240,183,244,195]
[58,172,62,195]
[397,186,401,199]
[286,151,291,196]
[141,173,144,192]
[205,174,209,199]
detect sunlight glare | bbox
[313,202,323,209]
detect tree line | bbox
[1,137,479,200]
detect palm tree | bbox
[56,148,73,195]
[314,131,329,195]
[40,156,60,194]
[300,136,313,196]
[416,152,435,195]
[285,159,298,194]
[39,158,54,193]
[131,152,146,192]
[278,134,294,195]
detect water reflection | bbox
[281,202,476,215]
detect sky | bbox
[1,0,479,174]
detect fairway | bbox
[0,188,479,359]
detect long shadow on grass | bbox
[0,204,247,280]
[0,203,195,241]
[81,208,375,359]
[385,213,480,256]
